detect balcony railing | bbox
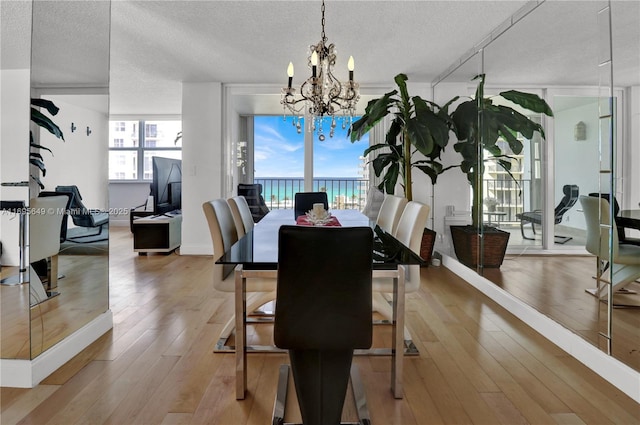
[483,178,532,223]
[255,178,370,211]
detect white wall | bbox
[180,82,222,255]
[108,182,151,226]
[36,94,109,210]
[553,100,600,230]
[0,69,31,266]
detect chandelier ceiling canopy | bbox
[281,0,360,140]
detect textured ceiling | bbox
[2,0,639,116]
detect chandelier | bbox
[281,0,360,141]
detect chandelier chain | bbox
[321,0,326,43]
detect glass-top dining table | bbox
[216,208,425,399]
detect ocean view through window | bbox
[254,116,369,209]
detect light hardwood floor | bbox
[1,227,638,424]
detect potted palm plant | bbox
[349,73,450,200]
[447,74,553,268]
[349,73,450,264]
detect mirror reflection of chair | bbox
[273,225,373,425]
[361,187,385,221]
[293,191,329,219]
[580,196,640,302]
[372,200,430,343]
[516,184,579,244]
[237,183,270,223]
[588,192,640,246]
[202,199,276,349]
[38,191,72,242]
[228,196,254,239]
[29,195,68,299]
[55,185,109,241]
[376,194,408,235]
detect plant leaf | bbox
[31,98,60,116]
[31,108,65,140]
[30,158,46,176]
[349,90,397,142]
[500,90,553,116]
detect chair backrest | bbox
[55,185,90,226]
[228,196,254,238]
[274,225,373,350]
[588,192,626,241]
[394,201,430,290]
[237,183,269,222]
[580,195,619,261]
[293,192,329,219]
[29,196,68,262]
[376,194,408,234]
[202,199,239,286]
[39,191,72,242]
[202,199,238,260]
[361,188,385,220]
[553,184,579,224]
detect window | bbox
[109,120,181,181]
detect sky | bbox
[254,115,369,178]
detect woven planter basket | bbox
[450,225,510,268]
[420,228,436,267]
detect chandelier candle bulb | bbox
[287,62,294,88]
[311,51,318,78]
[348,56,354,81]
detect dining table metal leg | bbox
[235,265,247,400]
[392,265,405,399]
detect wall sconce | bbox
[574,121,586,141]
[86,126,92,136]
[71,123,77,133]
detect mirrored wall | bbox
[0,0,111,360]
[434,1,639,372]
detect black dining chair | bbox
[293,191,329,219]
[237,183,270,223]
[273,225,373,425]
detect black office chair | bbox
[293,191,329,219]
[516,184,579,244]
[55,185,109,241]
[237,183,270,223]
[273,226,373,425]
[588,192,640,246]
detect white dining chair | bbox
[372,200,430,339]
[376,194,408,235]
[580,196,640,300]
[228,195,254,238]
[202,199,277,345]
[29,195,68,300]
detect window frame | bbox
[109,119,182,182]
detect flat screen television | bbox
[151,156,182,214]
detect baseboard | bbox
[0,311,113,388]
[441,254,640,403]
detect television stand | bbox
[132,212,182,254]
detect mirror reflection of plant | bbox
[30,98,64,189]
[349,73,450,201]
[447,74,553,228]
